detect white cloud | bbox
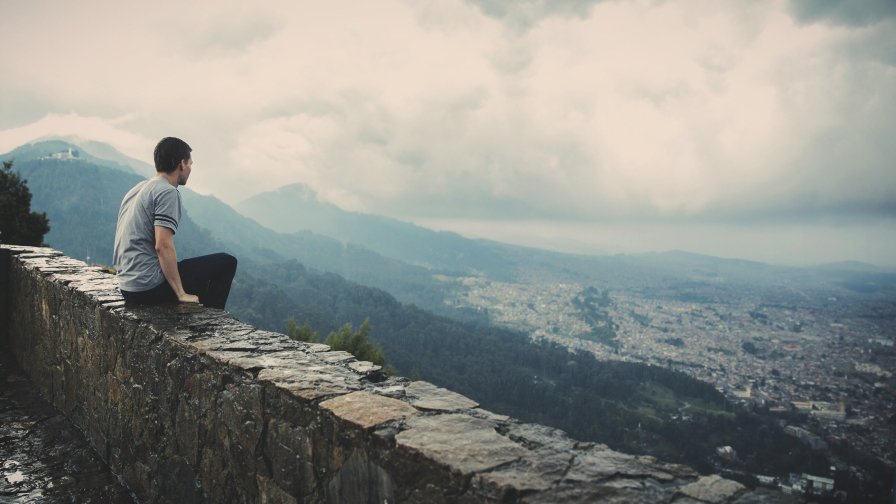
[1,0,894,263]
[0,112,153,161]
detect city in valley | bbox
[441,265,895,494]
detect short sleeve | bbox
[153,187,181,234]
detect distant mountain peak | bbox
[276,182,319,201]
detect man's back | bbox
[115,136,236,309]
[113,176,181,292]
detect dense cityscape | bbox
[446,273,895,499]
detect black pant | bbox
[120,253,237,309]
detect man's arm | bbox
[154,226,199,303]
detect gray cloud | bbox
[838,19,896,66]
[465,0,604,30]
[789,0,896,27]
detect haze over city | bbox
[1,0,894,266]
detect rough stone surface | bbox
[321,391,418,429]
[564,444,683,483]
[406,380,480,411]
[347,360,382,376]
[396,414,527,473]
[1,245,791,504]
[679,475,747,503]
[474,446,570,493]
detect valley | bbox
[443,269,896,492]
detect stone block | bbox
[395,413,526,474]
[678,475,746,503]
[157,455,204,503]
[257,474,299,504]
[0,248,9,347]
[259,366,362,401]
[406,380,479,412]
[320,391,419,430]
[325,449,395,504]
[263,418,317,497]
[318,350,356,364]
[200,445,236,503]
[473,446,571,496]
[347,360,382,376]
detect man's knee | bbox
[222,253,237,275]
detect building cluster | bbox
[783,425,828,451]
[449,274,896,498]
[781,473,837,498]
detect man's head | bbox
[154,137,193,185]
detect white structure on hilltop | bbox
[43,147,80,160]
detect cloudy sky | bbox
[1,0,895,266]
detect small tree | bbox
[324,319,386,366]
[286,318,393,373]
[0,160,50,246]
[286,318,319,343]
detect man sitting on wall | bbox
[113,137,237,309]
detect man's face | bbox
[177,157,193,186]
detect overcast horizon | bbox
[2,1,895,267]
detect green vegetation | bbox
[662,337,685,348]
[0,160,50,246]
[572,286,619,347]
[286,319,319,342]
[287,318,389,370]
[631,310,651,327]
[324,320,389,368]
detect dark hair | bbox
[153,137,192,173]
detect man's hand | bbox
[179,293,200,303]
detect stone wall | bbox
[0,245,787,503]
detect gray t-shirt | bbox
[113,176,181,292]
